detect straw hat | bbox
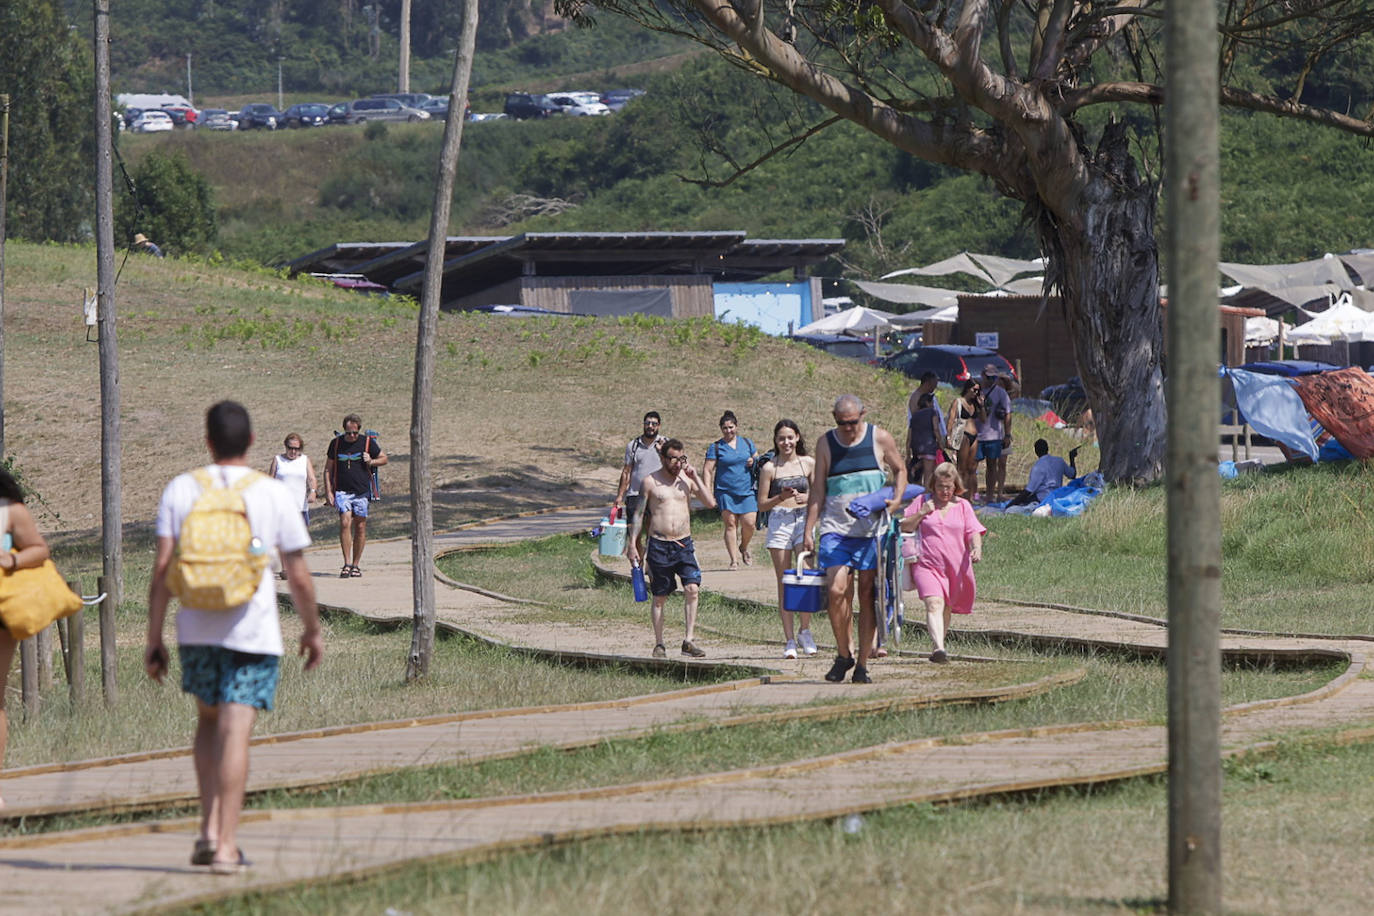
[133,233,149,245]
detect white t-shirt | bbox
[156,464,311,655]
[1026,455,1073,501]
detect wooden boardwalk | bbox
[0,507,1370,914]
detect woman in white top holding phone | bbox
[756,419,817,659]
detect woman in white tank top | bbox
[268,433,318,527]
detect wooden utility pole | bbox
[405,0,479,680]
[398,0,412,92]
[94,0,124,704]
[1164,2,1222,913]
[1,93,9,460]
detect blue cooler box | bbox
[598,519,627,555]
[782,554,826,613]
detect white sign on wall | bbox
[975,331,1000,350]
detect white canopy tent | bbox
[795,305,899,356]
[795,305,898,335]
[1286,298,1374,345]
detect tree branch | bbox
[676,115,844,187]
[687,0,1007,174]
[1059,79,1374,137]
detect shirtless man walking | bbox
[627,438,716,659]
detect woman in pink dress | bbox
[900,461,984,663]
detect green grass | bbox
[2,605,720,773]
[180,737,1374,916]
[979,462,1374,635]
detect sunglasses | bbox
[834,418,861,427]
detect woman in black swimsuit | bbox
[947,380,984,496]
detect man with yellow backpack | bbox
[145,400,323,875]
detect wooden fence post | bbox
[19,637,37,720]
[98,574,117,706]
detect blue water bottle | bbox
[631,563,649,602]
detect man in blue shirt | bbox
[1010,440,1080,506]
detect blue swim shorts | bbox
[179,644,281,711]
[976,440,1004,461]
[818,532,878,572]
[646,536,702,596]
[334,491,370,517]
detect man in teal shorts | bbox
[803,395,906,684]
[145,401,324,875]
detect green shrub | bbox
[114,151,217,255]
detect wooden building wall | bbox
[522,275,715,318]
[447,275,715,317]
[954,295,1076,396]
[923,297,1255,396]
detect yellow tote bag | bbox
[0,503,83,640]
[0,558,83,640]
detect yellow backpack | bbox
[166,468,268,610]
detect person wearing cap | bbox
[133,233,165,258]
[975,365,1013,502]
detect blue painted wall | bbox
[713,282,815,335]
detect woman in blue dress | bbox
[703,410,759,570]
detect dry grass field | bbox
[5,240,1086,549]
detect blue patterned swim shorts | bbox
[179,644,281,711]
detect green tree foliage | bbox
[115,152,218,255]
[0,0,95,242]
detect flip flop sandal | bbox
[190,838,216,867]
[339,566,351,579]
[209,848,248,876]
[349,566,362,577]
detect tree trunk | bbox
[1037,120,1166,484]
[405,0,480,681]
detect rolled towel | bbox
[847,483,925,518]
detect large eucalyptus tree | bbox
[563,0,1374,482]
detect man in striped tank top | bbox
[803,395,906,684]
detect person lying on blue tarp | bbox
[1006,440,1079,508]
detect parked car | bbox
[789,334,878,362]
[342,97,430,124]
[161,105,199,127]
[1040,376,1088,421]
[503,92,561,120]
[122,107,144,129]
[130,110,174,134]
[235,103,283,130]
[371,92,433,109]
[601,88,646,111]
[880,344,1018,385]
[327,101,349,125]
[282,102,332,128]
[198,108,237,131]
[547,93,610,116]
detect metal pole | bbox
[399,0,412,92]
[1164,2,1222,913]
[277,56,283,111]
[186,53,193,106]
[94,0,124,704]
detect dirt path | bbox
[0,510,1370,914]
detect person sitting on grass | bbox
[1008,440,1080,507]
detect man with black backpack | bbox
[145,400,323,875]
[325,413,388,578]
[614,410,665,560]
